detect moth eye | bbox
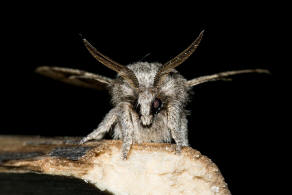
[152,98,162,114]
[153,99,160,109]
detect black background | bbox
[0,2,287,194]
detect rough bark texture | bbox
[0,135,231,195]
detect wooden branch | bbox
[0,135,231,195]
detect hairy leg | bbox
[180,113,189,146]
[79,107,118,144]
[167,104,186,153]
[119,102,135,160]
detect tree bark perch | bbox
[0,135,231,195]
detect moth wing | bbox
[36,66,113,90]
[186,69,270,87]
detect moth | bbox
[36,31,269,159]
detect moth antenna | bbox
[82,38,139,89]
[187,69,270,87]
[153,30,204,87]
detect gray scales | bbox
[36,30,269,160]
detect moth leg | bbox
[121,133,133,160]
[180,113,189,147]
[167,105,186,154]
[119,102,135,160]
[79,107,118,144]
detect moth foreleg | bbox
[79,107,118,144]
[119,103,135,160]
[167,105,187,153]
[121,133,133,160]
[180,113,189,147]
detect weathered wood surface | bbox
[0,136,111,194]
[0,135,231,195]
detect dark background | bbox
[0,2,286,194]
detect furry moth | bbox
[36,31,269,159]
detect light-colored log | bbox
[0,135,231,195]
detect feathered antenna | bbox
[153,30,204,87]
[82,38,139,89]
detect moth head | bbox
[134,86,163,127]
[82,31,204,127]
